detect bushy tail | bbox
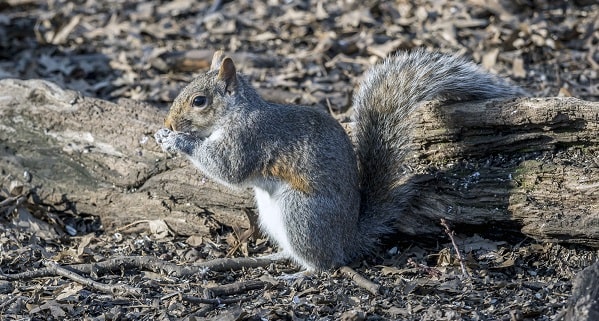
[352,49,525,246]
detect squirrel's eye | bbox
[191,96,207,108]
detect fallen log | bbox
[0,78,597,247]
[405,97,599,246]
[0,78,252,237]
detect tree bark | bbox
[557,260,599,321]
[0,79,597,246]
[404,98,599,246]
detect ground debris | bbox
[1,0,598,320]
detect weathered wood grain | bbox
[0,79,252,236]
[404,98,599,246]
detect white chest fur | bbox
[253,187,293,254]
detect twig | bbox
[2,255,285,281]
[203,280,266,298]
[42,261,142,296]
[114,220,151,232]
[0,194,26,207]
[0,268,51,280]
[407,258,442,278]
[225,222,256,258]
[0,192,29,215]
[339,266,380,295]
[208,0,224,13]
[198,255,284,272]
[0,295,25,310]
[186,305,218,318]
[182,292,262,318]
[160,291,182,301]
[440,218,471,279]
[182,291,261,305]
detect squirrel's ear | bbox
[210,50,225,71]
[217,57,237,94]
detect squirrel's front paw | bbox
[154,128,179,153]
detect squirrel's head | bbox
[164,50,238,138]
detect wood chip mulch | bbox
[1,0,598,320]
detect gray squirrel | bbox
[154,49,525,272]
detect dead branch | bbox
[0,267,51,281]
[65,255,281,276]
[0,193,27,208]
[203,280,266,298]
[182,292,261,305]
[42,261,142,296]
[198,256,285,272]
[1,255,285,281]
[339,266,380,295]
[440,218,471,279]
[0,295,25,310]
[0,192,28,216]
[181,292,262,318]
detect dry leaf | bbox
[15,207,58,240]
[482,48,499,70]
[148,219,173,239]
[76,234,94,257]
[186,234,203,247]
[55,283,84,303]
[436,248,452,267]
[512,56,526,78]
[494,257,516,269]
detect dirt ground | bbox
[1,0,599,320]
